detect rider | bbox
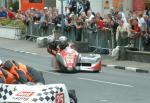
[58,36,69,50]
[0,68,6,83]
[2,60,28,84]
[0,60,20,84]
[47,35,69,55]
[1,60,45,84]
[12,60,45,84]
[47,35,58,55]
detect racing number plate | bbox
[56,93,64,103]
[65,54,74,63]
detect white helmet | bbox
[58,36,68,43]
[47,35,55,43]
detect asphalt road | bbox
[0,48,150,103]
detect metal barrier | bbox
[25,23,115,50]
[25,21,56,40]
[24,23,150,52]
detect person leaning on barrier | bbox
[116,19,129,46]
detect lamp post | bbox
[61,0,64,35]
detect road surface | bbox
[0,48,150,103]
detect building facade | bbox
[90,0,150,16]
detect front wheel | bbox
[68,89,77,103]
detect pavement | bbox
[0,38,150,73]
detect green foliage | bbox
[0,19,26,38]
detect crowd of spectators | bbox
[0,0,150,51]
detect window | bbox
[29,0,42,3]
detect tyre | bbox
[68,89,77,103]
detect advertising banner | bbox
[0,83,70,103]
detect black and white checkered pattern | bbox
[0,84,16,100]
[32,86,64,102]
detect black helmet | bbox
[3,60,14,71]
[58,36,68,49]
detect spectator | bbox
[88,17,97,33]
[40,10,49,35]
[83,0,91,15]
[33,13,40,23]
[146,7,150,17]
[7,7,16,20]
[96,16,105,30]
[52,11,61,30]
[77,1,84,15]
[147,16,150,34]
[138,14,147,36]
[0,7,7,19]
[86,10,94,26]
[118,8,127,23]
[95,12,103,20]
[64,6,70,16]
[130,18,141,48]
[116,19,129,46]
[75,17,84,41]
[68,0,77,14]
[16,9,25,20]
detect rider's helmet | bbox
[47,35,58,50]
[47,35,55,44]
[58,36,69,50]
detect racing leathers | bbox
[0,68,19,84]
[12,60,45,84]
[47,39,69,55]
[0,68,6,83]
[3,60,28,84]
[47,40,60,56]
[13,60,45,84]
[2,60,45,84]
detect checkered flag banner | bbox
[0,84,70,103]
[0,84,16,101]
[32,86,64,103]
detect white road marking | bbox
[126,67,137,72]
[100,99,109,102]
[18,51,38,55]
[106,65,116,67]
[38,69,61,76]
[78,77,134,88]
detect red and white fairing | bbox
[52,42,102,72]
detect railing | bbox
[25,22,150,52]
